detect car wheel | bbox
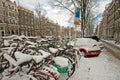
[96,54,99,56]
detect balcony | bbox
[115,11,120,20]
[115,0,120,10]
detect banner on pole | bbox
[74,18,80,25]
[74,7,80,25]
[75,7,80,18]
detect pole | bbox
[69,26,71,41]
[74,25,79,68]
[75,25,77,39]
[74,25,77,48]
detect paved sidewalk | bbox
[101,39,120,59]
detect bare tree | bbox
[75,0,99,37]
[33,1,42,37]
[84,0,99,36]
[49,0,100,37]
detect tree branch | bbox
[54,0,75,14]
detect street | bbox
[61,48,120,80]
[0,0,119,80]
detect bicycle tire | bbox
[67,58,75,77]
[34,75,47,80]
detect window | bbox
[2,2,5,7]
[8,4,11,9]
[3,11,6,15]
[9,12,11,16]
[12,6,14,10]
[4,18,6,23]
[0,11,1,15]
[6,12,8,16]
[0,27,3,30]
[0,20,2,23]
[13,20,15,24]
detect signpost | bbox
[74,7,81,68]
[74,7,80,39]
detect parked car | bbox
[74,38,101,57]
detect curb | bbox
[101,40,120,60]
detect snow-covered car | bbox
[74,38,101,57]
[67,39,76,46]
[98,42,104,49]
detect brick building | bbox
[114,0,120,42]
[98,0,120,42]
[0,0,67,37]
[18,6,34,36]
[0,0,19,36]
[34,16,40,36]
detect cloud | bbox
[10,0,112,27]
[46,8,71,26]
[92,0,112,25]
[94,0,111,14]
[10,0,71,26]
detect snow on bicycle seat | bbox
[38,50,51,58]
[32,55,43,64]
[14,51,32,66]
[54,56,69,67]
[58,47,64,51]
[49,47,58,54]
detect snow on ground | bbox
[61,48,120,80]
[103,39,120,48]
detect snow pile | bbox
[68,49,120,80]
[10,43,18,47]
[32,55,43,63]
[49,48,58,54]
[3,35,23,42]
[10,35,23,41]
[54,56,69,67]
[103,39,120,48]
[14,51,32,65]
[75,38,100,51]
[26,45,36,48]
[1,72,37,80]
[20,35,27,39]
[37,39,47,43]
[25,41,37,45]
[4,40,10,46]
[67,41,75,46]
[38,50,51,58]
[58,47,64,51]
[3,53,17,66]
[1,47,13,54]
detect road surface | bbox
[61,48,120,80]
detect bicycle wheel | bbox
[67,58,75,77]
[34,75,56,80]
[34,75,48,80]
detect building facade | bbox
[0,0,69,37]
[34,16,40,36]
[114,0,120,42]
[0,0,19,36]
[98,0,120,42]
[18,6,34,36]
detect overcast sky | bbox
[10,0,112,27]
